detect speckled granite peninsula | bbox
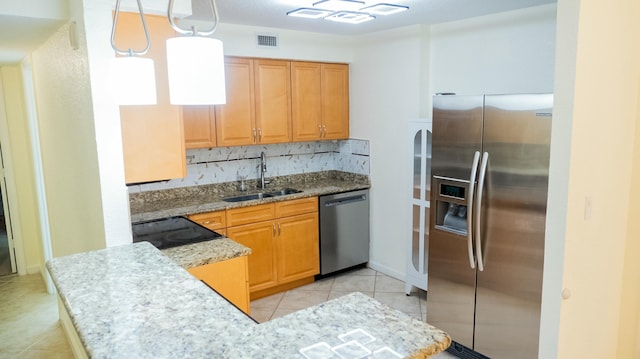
[47,242,450,358]
[129,171,370,222]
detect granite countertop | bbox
[47,242,450,358]
[161,237,251,268]
[129,171,370,222]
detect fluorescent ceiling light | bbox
[287,8,335,19]
[313,0,365,11]
[361,3,409,15]
[324,11,375,24]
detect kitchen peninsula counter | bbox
[129,171,370,222]
[47,242,450,358]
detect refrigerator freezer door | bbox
[473,94,552,358]
[426,95,484,349]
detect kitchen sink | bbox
[222,188,302,203]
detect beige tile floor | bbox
[250,267,428,323]
[0,273,73,359]
[0,269,456,358]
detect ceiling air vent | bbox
[256,33,279,49]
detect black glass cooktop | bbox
[132,216,222,249]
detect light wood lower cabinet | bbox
[226,221,277,292]
[276,212,319,284]
[225,197,319,298]
[188,256,250,314]
[188,210,226,231]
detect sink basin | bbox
[223,192,272,202]
[222,188,302,202]
[266,188,302,196]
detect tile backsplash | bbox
[128,139,370,193]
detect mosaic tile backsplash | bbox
[128,139,370,193]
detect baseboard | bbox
[367,261,405,281]
[27,264,41,274]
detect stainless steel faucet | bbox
[260,151,267,190]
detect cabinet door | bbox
[117,13,186,184]
[183,106,216,149]
[291,62,322,141]
[254,59,292,144]
[227,221,277,292]
[215,57,256,146]
[276,212,320,284]
[187,256,250,314]
[321,63,350,140]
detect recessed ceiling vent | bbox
[256,33,279,49]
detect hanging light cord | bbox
[110,0,151,56]
[168,0,219,36]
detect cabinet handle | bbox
[323,125,327,138]
[318,124,323,137]
[278,223,281,236]
[252,128,257,143]
[203,221,211,224]
[273,223,276,237]
[258,128,263,142]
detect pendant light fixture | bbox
[109,0,157,105]
[166,0,226,105]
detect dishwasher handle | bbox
[323,194,367,207]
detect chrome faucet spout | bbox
[260,151,267,190]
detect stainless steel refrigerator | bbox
[426,94,552,359]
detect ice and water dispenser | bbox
[432,177,469,236]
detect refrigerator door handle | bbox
[475,151,489,272]
[466,151,481,269]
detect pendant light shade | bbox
[109,0,157,106]
[109,57,157,105]
[166,36,226,105]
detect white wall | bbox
[30,11,108,256]
[350,5,558,280]
[350,25,423,278]
[430,4,557,95]
[549,0,640,357]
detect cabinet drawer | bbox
[275,197,318,218]
[226,203,275,227]
[188,210,226,230]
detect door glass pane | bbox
[411,205,421,270]
[422,207,429,274]
[413,130,422,199]
[425,129,432,201]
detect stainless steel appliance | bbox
[132,216,222,249]
[319,189,370,275]
[427,94,552,359]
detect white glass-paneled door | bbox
[0,143,15,276]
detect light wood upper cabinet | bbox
[216,57,291,146]
[254,59,292,144]
[117,13,186,184]
[215,57,256,146]
[291,62,323,141]
[321,63,350,140]
[183,106,216,149]
[292,62,349,141]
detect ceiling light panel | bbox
[287,8,335,19]
[313,0,365,12]
[361,3,409,15]
[324,11,375,24]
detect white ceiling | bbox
[210,0,557,36]
[0,0,557,64]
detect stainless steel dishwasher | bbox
[319,189,370,275]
